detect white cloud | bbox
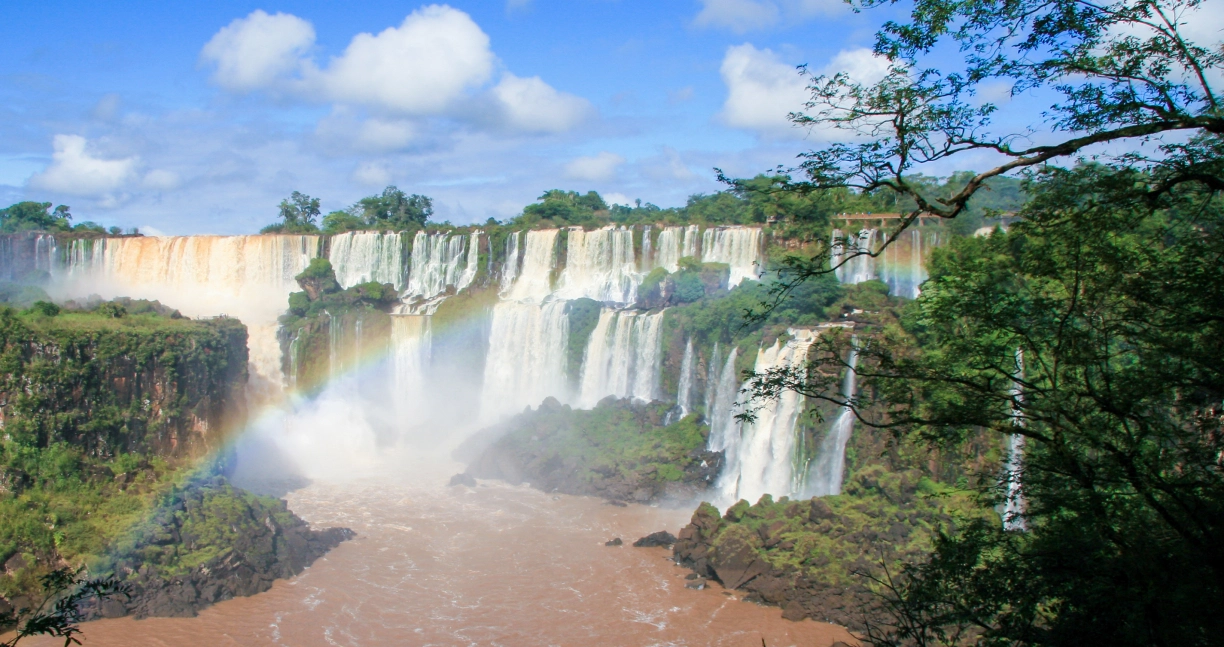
[603,192,633,207]
[200,7,590,135]
[824,47,890,86]
[718,45,890,138]
[307,5,494,115]
[200,10,315,92]
[564,152,625,181]
[694,0,780,33]
[142,169,181,191]
[316,110,418,153]
[718,44,808,136]
[352,162,393,186]
[693,0,845,32]
[506,0,532,10]
[28,135,139,196]
[492,74,591,133]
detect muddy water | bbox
[30,473,855,647]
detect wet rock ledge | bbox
[85,476,353,620]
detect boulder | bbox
[605,538,623,547]
[633,531,677,548]
[448,473,477,487]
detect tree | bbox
[751,0,1222,296]
[354,186,432,228]
[0,567,129,646]
[0,202,72,233]
[262,192,321,234]
[748,158,1224,645]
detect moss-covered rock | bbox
[673,466,986,630]
[462,397,723,502]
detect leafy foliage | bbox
[764,159,1224,645]
[0,567,129,646]
[0,203,72,234]
[261,191,321,234]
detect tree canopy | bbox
[0,202,73,234]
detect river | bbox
[26,460,855,647]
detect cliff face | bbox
[0,308,247,458]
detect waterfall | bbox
[391,315,433,425]
[806,338,860,497]
[328,231,404,290]
[576,309,664,407]
[641,226,653,271]
[500,231,522,294]
[702,226,762,287]
[556,226,638,304]
[480,300,571,420]
[703,342,721,417]
[58,234,319,400]
[682,225,700,260]
[716,330,817,503]
[327,311,340,378]
[706,348,742,475]
[654,227,684,272]
[504,229,558,301]
[676,338,694,416]
[1004,348,1027,531]
[404,231,479,302]
[831,229,879,285]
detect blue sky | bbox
[2,1,934,233]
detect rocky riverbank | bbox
[459,397,722,503]
[671,466,983,631]
[84,476,353,619]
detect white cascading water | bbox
[806,337,860,497]
[504,229,558,301]
[556,226,638,304]
[58,235,319,401]
[401,231,480,310]
[500,231,522,294]
[715,330,817,503]
[675,337,694,416]
[831,229,878,285]
[1004,347,1027,531]
[705,348,742,479]
[703,342,721,417]
[654,227,684,272]
[328,231,404,290]
[702,226,762,287]
[682,224,700,260]
[576,308,664,408]
[392,315,433,427]
[481,300,571,420]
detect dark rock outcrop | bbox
[605,538,623,547]
[448,473,477,487]
[633,531,677,548]
[672,468,977,631]
[82,476,354,620]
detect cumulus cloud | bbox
[693,0,845,33]
[718,44,809,136]
[200,10,315,92]
[306,5,494,115]
[142,169,181,191]
[564,152,625,181]
[718,45,889,138]
[200,7,589,136]
[492,74,591,133]
[28,135,139,196]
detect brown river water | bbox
[23,463,856,647]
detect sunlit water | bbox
[27,461,854,647]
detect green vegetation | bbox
[319,186,433,234]
[0,304,253,619]
[260,191,322,234]
[0,202,125,236]
[0,303,246,454]
[470,398,717,500]
[279,258,396,389]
